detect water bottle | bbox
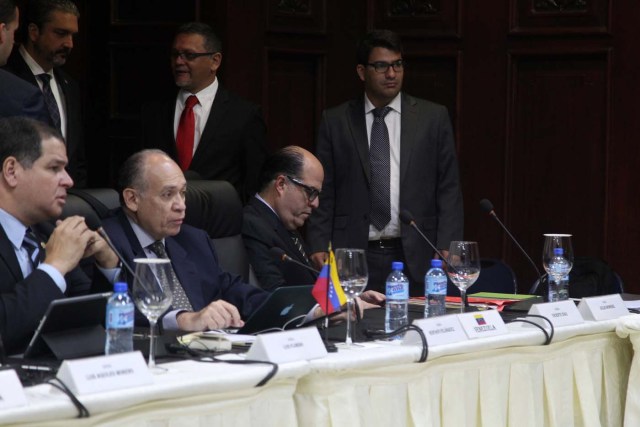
[105,281,134,355]
[548,248,571,302]
[425,259,447,318]
[385,261,409,338]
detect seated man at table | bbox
[242,146,323,291]
[0,117,118,353]
[98,149,267,331]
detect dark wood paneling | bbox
[510,0,610,34]
[370,0,462,38]
[506,52,609,286]
[264,50,325,151]
[266,0,326,34]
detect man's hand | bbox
[310,252,327,270]
[359,290,385,306]
[176,300,245,332]
[44,216,94,275]
[84,231,119,269]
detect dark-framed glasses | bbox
[170,50,217,61]
[286,175,320,202]
[367,60,404,73]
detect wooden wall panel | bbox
[506,52,609,285]
[264,50,325,151]
[510,0,610,34]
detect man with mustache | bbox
[2,0,87,188]
[140,22,267,203]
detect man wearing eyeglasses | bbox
[140,22,267,203]
[306,29,464,296]
[242,146,323,291]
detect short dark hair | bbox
[257,146,305,192]
[175,22,222,53]
[117,149,168,205]
[24,0,79,29]
[356,29,403,65]
[0,117,61,168]
[0,0,17,25]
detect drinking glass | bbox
[446,241,481,313]
[334,248,368,347]
[131,258,173,369]
[542,234,574,300]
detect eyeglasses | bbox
[366,60,405,74]
[286,175,320,202]
[170,50,217,61]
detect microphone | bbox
[84,214,137,280]
[399,209,450,266]
[269,247,320,275]
[479,199,543,294]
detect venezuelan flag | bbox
[312,248,347,314]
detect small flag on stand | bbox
[312,245,347,314]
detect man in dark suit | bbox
[243,146,323,291]
[0,117,118,354]
[101,149,267,332]
[306,30,464,296]
[0,0,48,122]
[2,0,87,187]
[141,22,267,203]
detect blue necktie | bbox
[37,73,62,133]
[23,228,41,268]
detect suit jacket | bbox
[0,69,49,123]
[3,48,88,187]
[0,223,91,354]
[306,93,464,285]
[99,209,267,322]
[242,196,317,291]
[140,86,267,202]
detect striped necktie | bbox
[37,73,62,133]
[23,228,41,268]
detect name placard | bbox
[246,327,327,363]
[403,315,468,347]
[0,369,26,409]
[56,351,153,395]
[528,300,584,327]
[458,310,508,339]
[578,294,629,321]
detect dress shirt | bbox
[18,45,68,139]
[0,208,66,292]
[127,217,183,330]
[173,78,219,155]
[365,93,402,240]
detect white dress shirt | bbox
[173,78,219,155]
[365,92,402,240]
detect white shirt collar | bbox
[364,92,402,115]
[0,208,30,251]
[19,45,52,77]
[177,77,219,107]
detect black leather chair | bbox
[447,258,517,296]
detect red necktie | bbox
[176,95,199,171]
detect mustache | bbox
[55,48,72,56]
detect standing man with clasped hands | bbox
[306,29,464,296]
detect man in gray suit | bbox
[306,29,464,295]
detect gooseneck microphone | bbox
[479,199,543,294]
[399,209,451,266]
[269,247,320,275]
[84,214,137,280]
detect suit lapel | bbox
[0,224,23,282]
[193,86,228,163]
[400,93,418,187]
[250,198,305,263]
[348,99,371,183]
[164,237,204,309]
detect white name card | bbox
[528,300,584,327]
[0,369,26,409]
[403,315,468,347]
[578,294,629,321]
[246,327,327,363]
[56,351,153,395]
[458,310,508,339]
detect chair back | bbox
[447,258,517,296]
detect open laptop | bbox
[23,292,112,360]
[234,285,316,335]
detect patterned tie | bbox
[148,241,193,311]
[176,95,199,171]
[290,231,309,264]
[369,106,392,230]
[37,74,62,133]
[23,228,41,269]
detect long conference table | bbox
[2,315,639,427]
